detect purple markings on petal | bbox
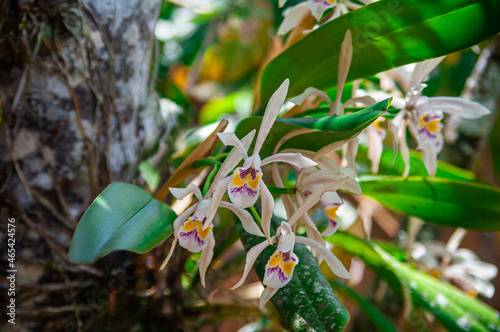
[230,184,258,197]
[179,229,205,248]
[266,266,289,283]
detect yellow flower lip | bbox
[231,168,262,190]
[419,114,441,134]
[180,217,212,240]
[268,251,297,276]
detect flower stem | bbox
[266,185,296,195]
[250,206,261,224]
[203,163,220,197]
[193,157,222,168]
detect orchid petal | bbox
[308,0,335,20]
[274,128,316,155]
[427,97,490,119]
[279,0,287,7]
[260,181,275,244]
[219,201,264,237]
[399,119,410,177]
[159,238,178,271]
[343,138,358,175]
[277,3,309,35]
[263,249,299,288]
[260,287,279,310]
[295,235,352,279]
[289,87,332,106]
[170,183,202,201]
[409,56,445,88]
[312,138,351,160]
[341,178,362,195]
[207,130,256,197]
[174,203,199,235]
[261,152,318,169]
[199,231,215,288]
[390,109,406,165]
[288,180,347,227]
[217,132,249,159]
[254,79,290,155]
[421,147,437,180]
[276,221,296,253]
[228,167,262,208]
[336,30,353,110]
[204,176,232,229]
[178,217,213,253]
[344,96,376,107]
[295,194,325,247]
[366,125,384,174]
[232,239,273,290]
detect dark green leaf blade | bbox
[329,232,500,331]
[69,182,177,264]
[356,146,476,181]
[260,0,500,106]
[359,176,500,231]
[329,280,399,332]
[236,99,390,158]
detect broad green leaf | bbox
[237,210,349,332]
[69,182,177,264]
[329,232,500,331]
[356,146,476,181]
[259,0,500,107]
[359,176,500,231]
[236,98,391,158]
[329,280,398,332]
[373,245,500,332]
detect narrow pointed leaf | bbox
[236,99,390,158]
[69,182,177,264]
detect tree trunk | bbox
[0,0,166,330]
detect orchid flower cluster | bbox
[162,79,357,309]
[160,29,491,311]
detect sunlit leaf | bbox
[236,98,391,158]
[259,0,500,108]
[359,176,500,231]
[69,183,177,264]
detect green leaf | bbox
[237,211,349,332]
[259,0,500,107]
[69,182,177,264]
[373,244,500,332]
[329,280,399,332]
[235,99,391,158]
[329,232,500,331]
[359,176,500,231]
[356,146,476,181]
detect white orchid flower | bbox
[292,153,361,239]
[278,1,375,35]
[159,131,265,287]
[214,79,317,244]
[412,242,497,298]
[391,57,490,178]
[232,221,351,309]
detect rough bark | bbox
[0,0,168,330]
